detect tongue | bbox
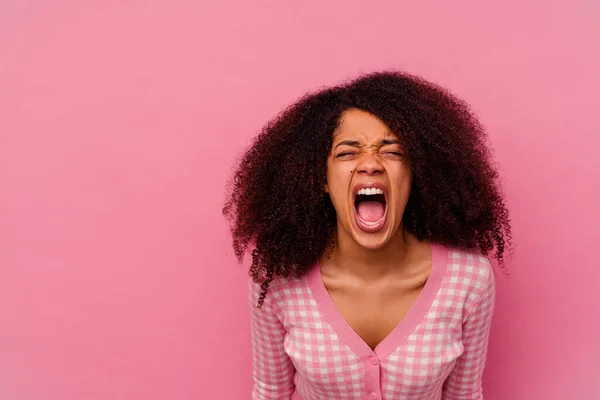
[356,201,385,222]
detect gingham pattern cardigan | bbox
[249,244,495,400]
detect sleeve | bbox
[442,265,496,400]
[248,278,296,400]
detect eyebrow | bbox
[381,139,400,146]
[334,140,362,148]
[334,138,400,148]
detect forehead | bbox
[333,108,397,142]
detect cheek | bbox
[326,168,352,207]
[327,181,347,203]
[390,166,412,198]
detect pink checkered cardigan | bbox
[249,244,495,400]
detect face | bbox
[325,108,412,251]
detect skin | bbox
[321,108,432,349]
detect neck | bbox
[327,225,416,281]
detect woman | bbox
[223,71,511,399]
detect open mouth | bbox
[353,186,388,233]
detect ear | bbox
[324,184,329,193]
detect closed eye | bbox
[385,151,404,157]
[336,152,356,158]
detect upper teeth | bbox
[357,188,384,195]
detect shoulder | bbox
[435,244,495,316]
[248,272,311,311]
[443,246,494,288]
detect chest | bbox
[325,283,425,350]
[280,280,464,400]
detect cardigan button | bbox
[370,356,378,365]
[370,392,378,399]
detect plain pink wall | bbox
[1,1,598,399]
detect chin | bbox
[352,236,392,251]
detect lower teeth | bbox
[358,216,384,226]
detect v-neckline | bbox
[306,243,447,360]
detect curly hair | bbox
[223,71,511,307]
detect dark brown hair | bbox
[223,71,511,307]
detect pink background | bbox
[1,1,599,399]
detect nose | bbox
[356,152,383,175]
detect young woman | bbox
[223,71,511,399]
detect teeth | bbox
[358,217,385,226]
[357,187,384,196]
